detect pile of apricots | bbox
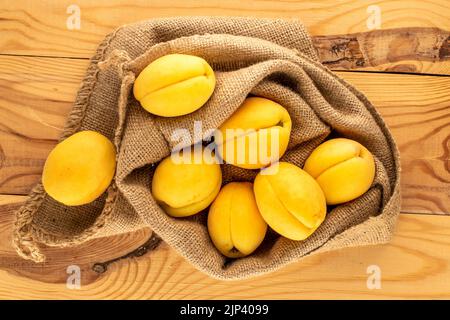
[43,54,375,258]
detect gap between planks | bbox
[0,211,449,298]
[1,52,449,78]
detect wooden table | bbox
[0,0,449,299]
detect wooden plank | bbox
[0,195,153,285]
[0,0,449,74]
[312,28,450,75]
[338,72,450,215]
[0,195,449,299]
[0,56,448,213]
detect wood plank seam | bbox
[1,27,449,75]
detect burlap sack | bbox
[13,17,401,280]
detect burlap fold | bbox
[13,17,400,280]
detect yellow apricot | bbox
[151,148,222,217]
[42,130,116,206]
[214,97,292,169]
[303,138,376,205]
[133,54,216,117]
[208,182,267,258]
[253,162,327,241]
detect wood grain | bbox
[0,194,449,299]
[0,56,88,194]
[0,0,449,300]
[313,27,450,74]
[0,195,153,285]
[338,72,450,214]
[0,55,448,213]
[0,0,449,74]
